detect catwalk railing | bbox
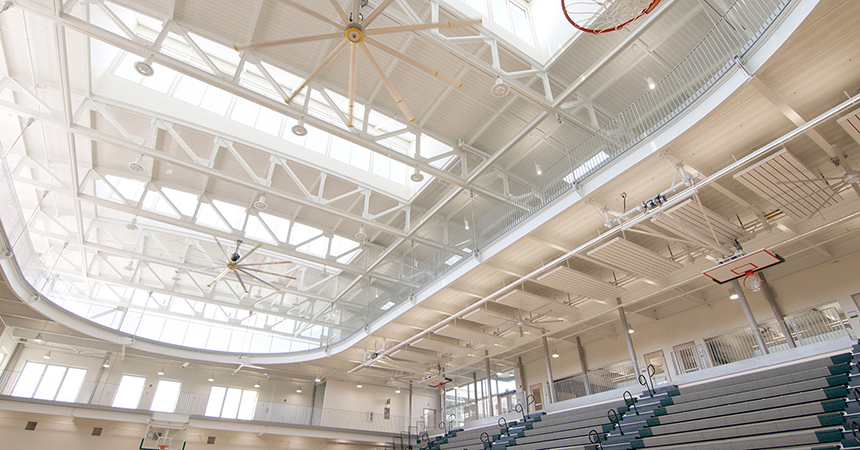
[670,307,852,375]
[0,373,407,434]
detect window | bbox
[11,362,87,403]
[150,380,182,412]
[205,386,258,420]
[112,374,146,409]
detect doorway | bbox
[529,383,543,411]
[643,350,669,384]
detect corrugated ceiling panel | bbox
[587,237,681,280]
[535,266,623,301]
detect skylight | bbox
[564,151,610,184]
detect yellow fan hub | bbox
[345,25,364,43]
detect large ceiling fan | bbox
[183,237,297,294]
[234,0,479,126]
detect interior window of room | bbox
[150,379,182,412]
[11,362,87,403]
[204,386,258,420]
[112,374,147,409]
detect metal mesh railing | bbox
[670,307,851,374]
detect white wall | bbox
[320,379,437,430]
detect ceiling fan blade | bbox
[211,235,231,261]
[361,0,396,27]
[807,185,845,217]
[328,0,349,23]
[280,0,342,28]
[233,32,342,52]
[359,42,414,123]
[286,39,349,104]
[242,267,298,280]
[235,242,263,263]
[207,268,230,287]
[348,44,357,128]
[353,0,360,23]
[234,271,250,293]
[773,178,843,185]
[366,19,482,36]
[365,37,462,89]
[238,268,279,290]
[240,260,293,267]
[771,181,846,212]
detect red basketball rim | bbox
[562,0,661,34]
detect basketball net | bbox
[742,270,763,292]
[157,446,168,450]
[563,0,661,34]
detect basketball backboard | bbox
[703,249,784,284]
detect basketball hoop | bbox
[562,0,661,34]
[742,270,763,292]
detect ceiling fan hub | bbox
[345,24,364,43]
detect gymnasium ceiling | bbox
[0,0,860,388]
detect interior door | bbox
[529,383,543,411]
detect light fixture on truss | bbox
[184,237,296,294]
[233,0,479,126]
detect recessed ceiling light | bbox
[355,225,368,241]
[126,217,139,231]
[491,77,510,98]
[134,59,154,77]
[128,154,145,173]
[291,122,308,136]
[410,168,424,182]
[253,195,268,211]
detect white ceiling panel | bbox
[587,237,682,280]
[535,266,624,302]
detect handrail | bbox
[480,431,491,447]
[623,391,639,416]
[638,364,656,397]
[497,416,508,430]
[514,403,526,421]
[589,429,604,450]
[607,409,622,435]
[525,394,535,415]
[852,420,860,441]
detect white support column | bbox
[732,279,769,355]
[542,335,556,404]
[759,272,795,348]
[485,354,493,417]
[617,297,642,379]
[576,336,590,396]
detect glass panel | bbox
[172,75,208,106]
[12,362,46,398]
[151,380,182,412]
[237,389,258,420]
[491,0,509,28]
[205,386,227,417]
[221,387,242,419]
[113,375,146,409]
[55,368,87,403]
[34,365,67,400]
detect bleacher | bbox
[417,343,860,450]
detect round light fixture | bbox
[128,155,145,173]
[254,381,261,388]
[646,76,656,90]
[253,195,268,211]
[356,383,363,389]
[355,225,368,242]
[729,293,739,300]
[126,217,139,231]
[43,351,51,360]
[158,367,165,376]
[628,329,635,334]
[103,359,111,368]
[291,123,308,136]
[315,377,322,383]
[551,351,559,358]
[208,376,215,382]
[296,387,303,393]
[395,388,401,394]
[491,77,510,98]
[410,168,424,183]
[34,333,44,343]
[134,60,154,77]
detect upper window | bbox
[461,0,533,45]
[204,386,258,420]
[112,374,146,409]
[150,380,182,412]
[11,362,87,403]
